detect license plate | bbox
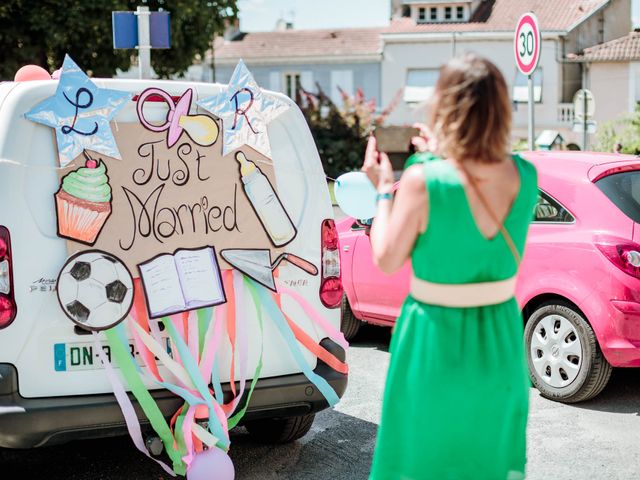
[53,338,171,372]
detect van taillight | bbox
[596,239,640,279]
[320,219,343,308]
[0,226,16,329]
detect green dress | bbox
[370,155,538,480]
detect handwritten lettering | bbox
[231,88,258,134]
[119,184,240,251]
[133,141,191,187]
[195,151,209,181]
[61,88,99,136]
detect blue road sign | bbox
[112,12,137,49]
[112,11,171,49]
[150,12,171,49]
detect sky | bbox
[239,0,640,32]
[238,0,390,31]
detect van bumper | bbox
[0,339,347,448]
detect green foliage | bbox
[596,104,640,154]
[298,86,400,179]
[511,139,528,152]
[0,0,237,80]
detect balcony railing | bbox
[557,103,575,124]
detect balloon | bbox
[51,68,62,79]
[187,448,235,480]
[14,65,51,82]
[334,171,378,220]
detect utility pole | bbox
[135,6,151,79]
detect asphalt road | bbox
[2,325,640,479]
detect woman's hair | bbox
[428,54,512,164]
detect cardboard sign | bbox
[60,121,286,276]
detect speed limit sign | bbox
[514,12,541,75]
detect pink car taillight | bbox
[320,219,343,308]
[0,226,16,329]
[595,240,640,279]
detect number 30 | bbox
[519,31,534,57]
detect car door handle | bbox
[343,245,350,252]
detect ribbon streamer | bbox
[106,324,187,475]
[93,331,176,477]
[248,278,340,406]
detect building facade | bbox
[125,0,634,150]
[382,0,631,147]
[571,31,640,129]
[193,27,383,108]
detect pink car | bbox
[339,151,640,403]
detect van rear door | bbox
[0,79,337,399]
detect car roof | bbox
[519,151,640,184]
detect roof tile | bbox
[215,28,383,61]
[384,0,607,33]
[573,31,640,61]
[215,0,609,61]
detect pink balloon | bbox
[14,65,51,82]
[187,448,235,480]
[51,68,62,80]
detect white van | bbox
[0,76,346,450]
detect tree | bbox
[0,0,237,79]
[298,86,401,179]
[595,104,640,154]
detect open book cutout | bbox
[137,246,226,319]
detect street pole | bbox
[136,6,151,79]
[582,92,588,151]
[528,74,534,150]
[210,37,216,83]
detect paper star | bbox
[25,55,132,167]
[197,60,290,158]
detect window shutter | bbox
[300,71,314,92]
[269,71,282,92]
[330,70,354,104]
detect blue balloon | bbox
[334,172,378,220]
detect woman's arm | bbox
[362,137,428,274]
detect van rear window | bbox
[595,170,640,223]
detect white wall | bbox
[590,61,632,126]
[381,36,568,140]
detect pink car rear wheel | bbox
[524,301,612,403]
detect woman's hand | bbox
[411,123,437,153]
[362,135,394,193]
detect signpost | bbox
[112,7,171,79]
[572,88,596,150]
[514,12,541,150]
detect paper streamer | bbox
[248,278,340,406]
[277,281,349,350]
[226,270,250,414]
[209,307,226,403]
[106,325,186,475]
[131,321,195,390]
[226,276,266,428]
[98,267,347,477]
[93,331,176,477]
[130,282,163,382]
[163,315,230,450]
[223,271,238,398]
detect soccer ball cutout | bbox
[57,250,134,331]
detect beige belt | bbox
[410,275,516,308]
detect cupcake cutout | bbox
[55,155,112,245]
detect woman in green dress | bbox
[363,54,538,480]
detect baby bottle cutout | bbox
[236,152,297,247]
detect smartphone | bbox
[373,126,420,153]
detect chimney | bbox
[390,0,407,19]
[275,18,294,31]
[224,18,241,40]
